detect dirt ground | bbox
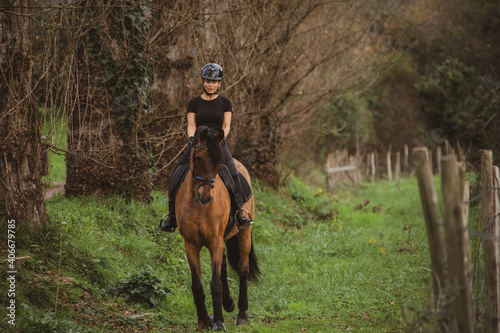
[44,181,65,199]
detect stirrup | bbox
[236,208,253,230]
[159,213,176,232]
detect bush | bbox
[109,270,171,308]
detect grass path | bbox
[163,177,435,332]
[232,178,434,332]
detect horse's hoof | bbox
[212,321,226,332]
[236,317,249,326]
[223,297,235,313]
[198,315,213,329]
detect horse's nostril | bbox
[201,196,213,205]
[196,191,213,205]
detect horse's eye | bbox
[196,156,201,162]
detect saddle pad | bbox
[169,163,190,198]
[219,164,253,239]
[218,164,253,204]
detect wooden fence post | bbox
[495,166,500,312]
[413,147,449,329]
[396,152,401,189]
[429,149,434,174]
[457,141,465,163]
[404,144,409,174]
[387,150,392,181]
[494,165,500,256]
[441,155,475,332]
[366,154,370,177]
[458,161,466,200]
[436,146,442,176]
[371,153,375,185]
[444,140,450,155]
[463,181,470,227]
[325,154,331,190]
[354,156,361,185]
[481,150,500,333]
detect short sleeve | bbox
[224,97,233,113]
[187,97,197,114]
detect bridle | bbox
[192,143,216,192]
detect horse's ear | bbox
[215,129,225,143]
[199,127,208,141]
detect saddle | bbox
[169,163,252,238]
[218,164,252,204]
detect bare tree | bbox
[148,0,200,190]
[63,1,153,200]
[0,0,47,225]
[149,0,382,186]
[19,0,383,200]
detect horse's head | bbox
[191,126,225,205]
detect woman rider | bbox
[160,63,253,232]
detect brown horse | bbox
[175,126,260,331]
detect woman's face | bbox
[203,79,221,95]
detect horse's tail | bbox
[225,235,261,282]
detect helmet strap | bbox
[202,84,219,96]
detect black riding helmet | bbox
[201,63,223,81]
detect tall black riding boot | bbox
[159,197,177,232]
[233,175,253,230]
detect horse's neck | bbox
[184,170,195,195]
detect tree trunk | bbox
[64,2,152,201]
[150,1,197,191]
[0,0,47,225]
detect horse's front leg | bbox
[184,241,212,329]
[209,239,226,331]
[221,252,235,313]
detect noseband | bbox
[193,144,216,191]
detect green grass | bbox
[248,177,435,332]
[1,174,462,332]
[40,110,67,183]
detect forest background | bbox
[0,0,499,225]
[0,1,499,331]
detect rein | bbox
[192,144,216,190]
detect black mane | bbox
[193,126,224,164]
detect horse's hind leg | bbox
[184,242,212,329]
[236,275,249,325]
[221,252,235,313]
[236,229,252,325]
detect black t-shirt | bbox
[186,96,233,130]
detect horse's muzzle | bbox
[196,189,213,205]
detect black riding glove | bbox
[188,137,194,148]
